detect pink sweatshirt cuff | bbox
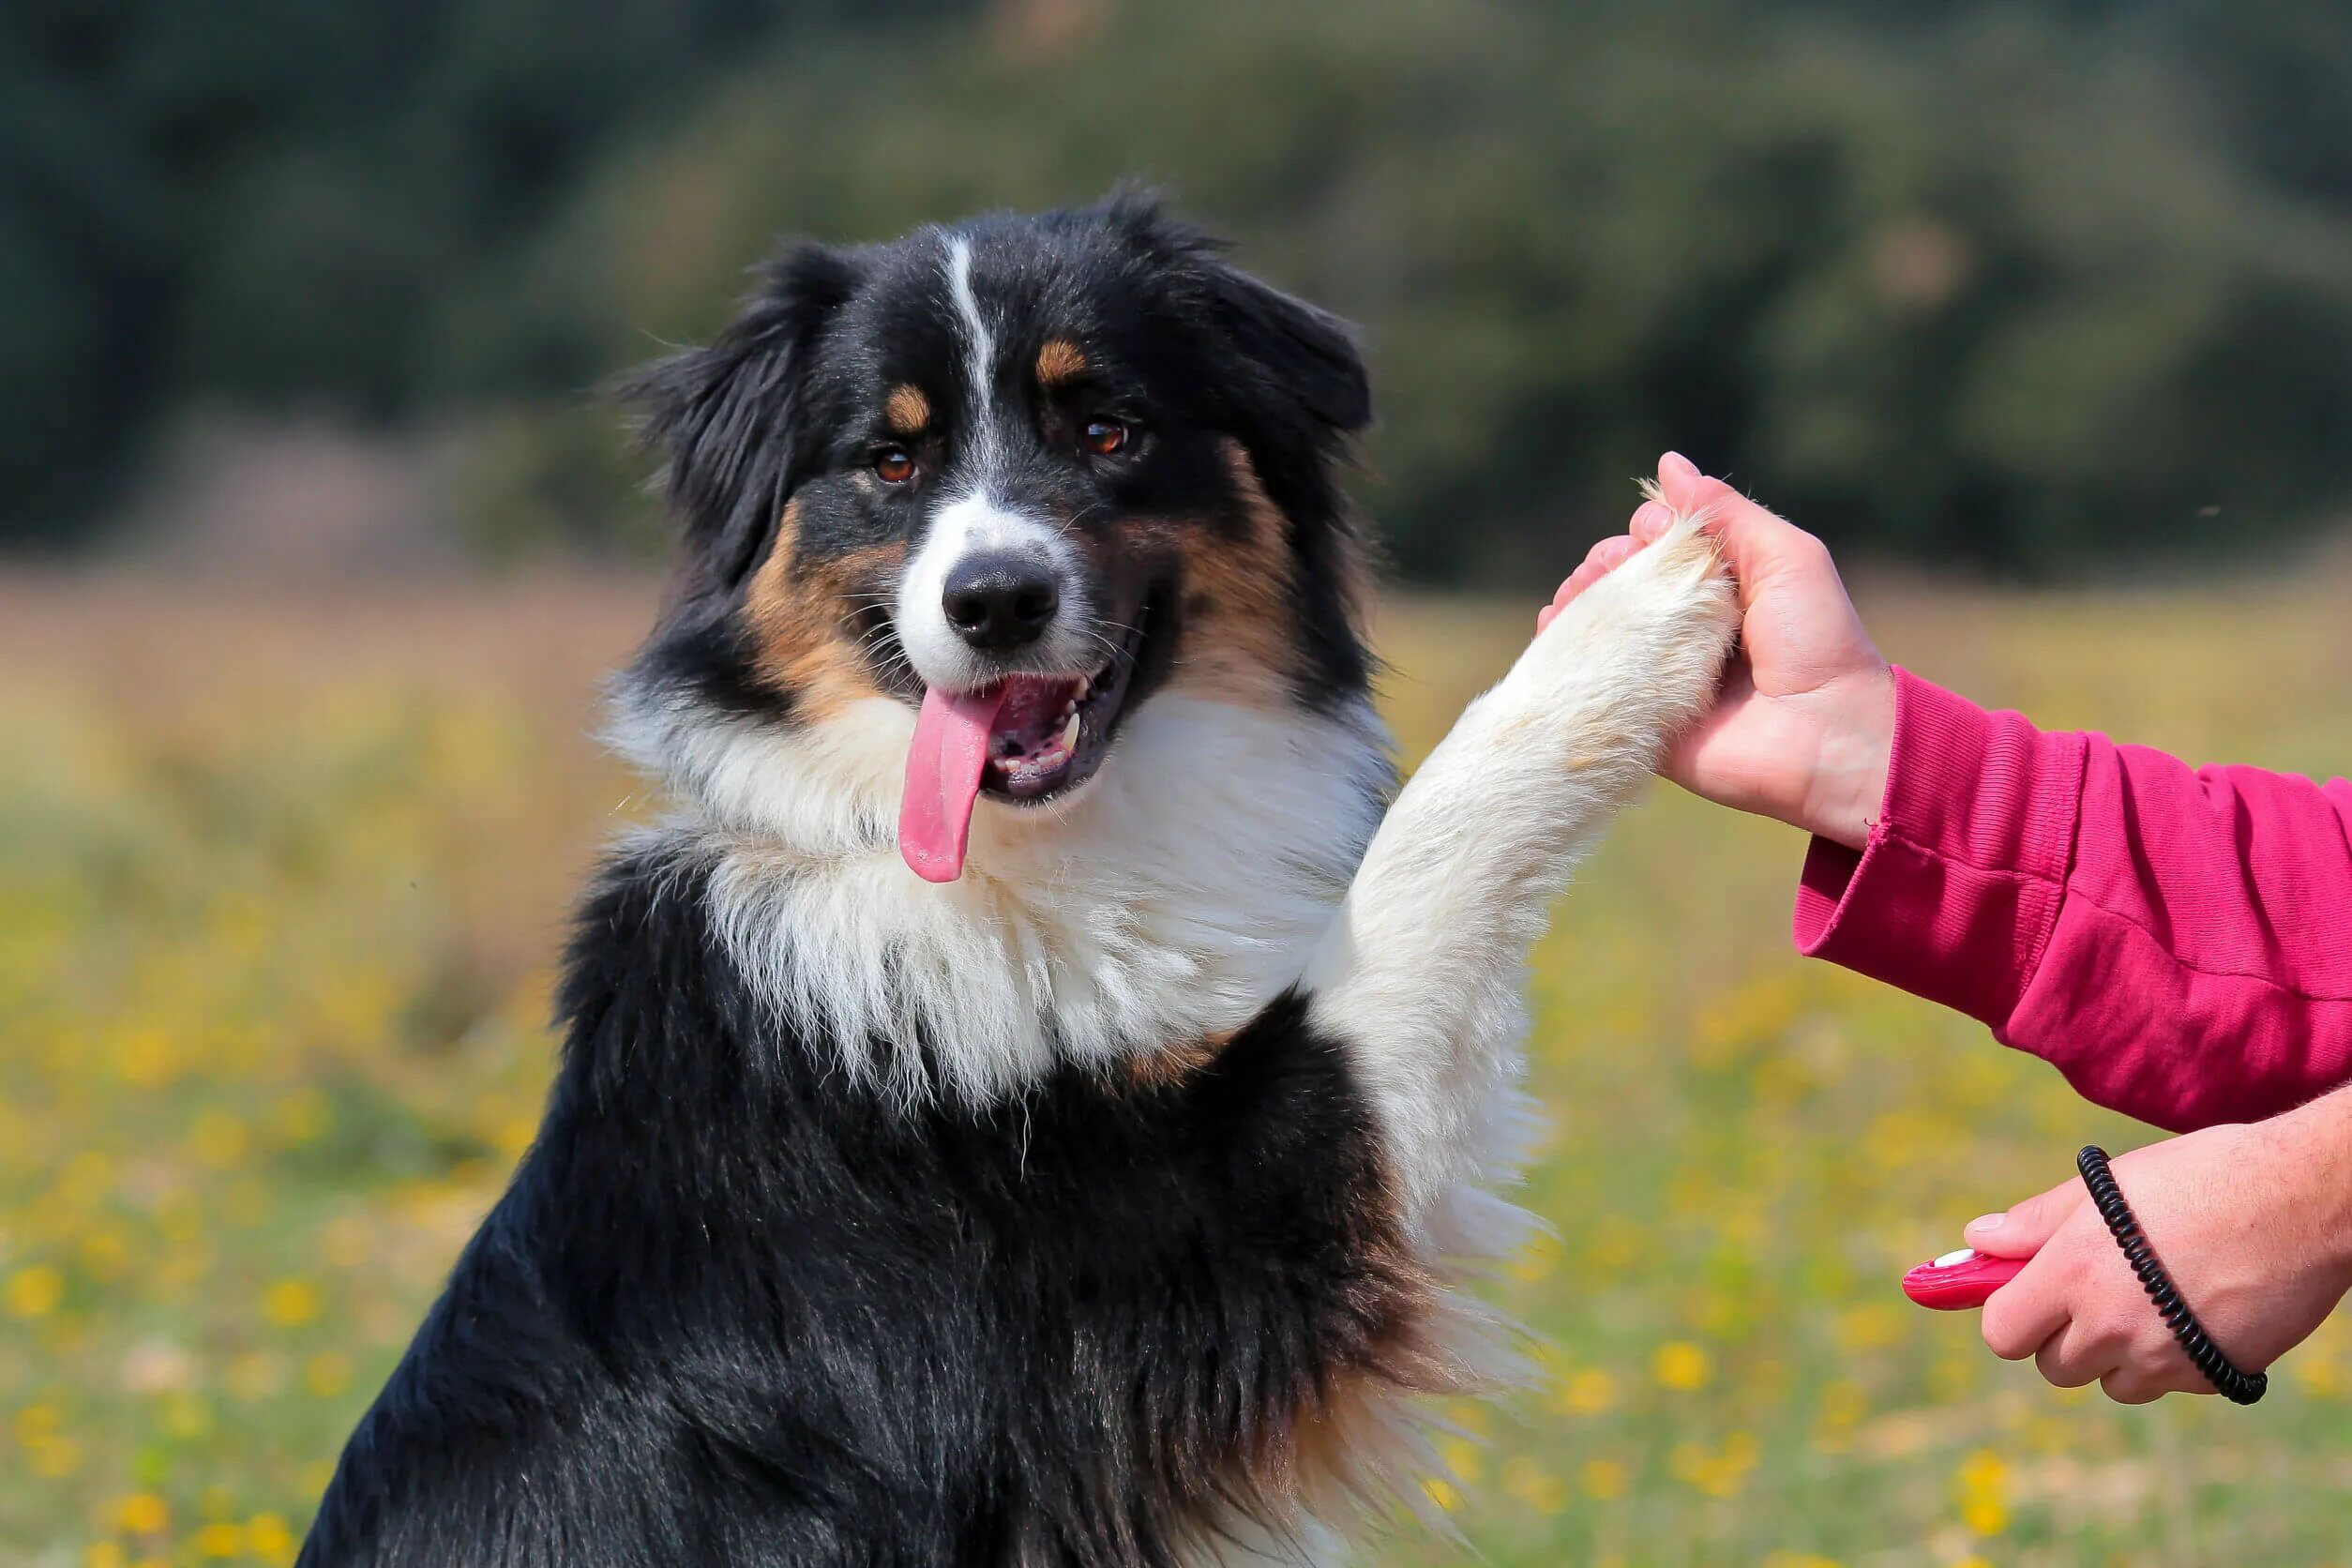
[1793,669,2087,1028]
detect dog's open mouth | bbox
[898,610,1149,882]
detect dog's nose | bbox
[942,551,1060,652]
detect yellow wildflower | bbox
[1580,1458,1630,1500]
[1962,1497,2009,1536]
[112,1493,170,1535]
[1554,1366,1617,1415]
[1955,1448,2009,1536]
[1437,1435,1483,1484]
[5,1263,65,1319]
[262,1276,323,1327]
[1652,1340,1711,1391]
[191,1521,245,1558]
[12,1400,62,1444]
[248,1515,299,1567]
[30,1435,83,1477]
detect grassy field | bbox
[5,565,2351,1567]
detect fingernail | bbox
[1965,1213,2006,1236]
[1662,451,1699,479]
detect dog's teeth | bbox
[1059,712,1081,753]
[1077,675,1092,701]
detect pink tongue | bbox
[899,685,1010,882]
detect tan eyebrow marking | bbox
[1034,339,1087,388]
[883,384,931,435]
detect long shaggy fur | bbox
[299,196,1737,1567]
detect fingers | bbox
[1966,1178,2088,1259]
[1548,488,1685,625]
[1587,535,1645,576]
[1536,529,1655,631]
[1979,1247,2073,1361]
[1968,1181,2089,1361]
[2048,1326,2213,1402]
[2033,1319,2108,1389]
[1655,451,1706,512]
[1651,453,1831,605]
[2004,1314,2209,1404]
[2100,1365,2194,1405]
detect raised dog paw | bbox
[1519,495,1739,747]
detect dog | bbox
[298,194,1737,1567]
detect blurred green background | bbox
[8,0,2351,576]
[7,3,2352,1566]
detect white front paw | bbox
[1526,505,1738,743]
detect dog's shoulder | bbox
[557,831,731,1036]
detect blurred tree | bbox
[4,0,2349,577]
[0,0,961,545]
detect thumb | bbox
[1651,457,1808,605]
[1964,1177,2088,1259]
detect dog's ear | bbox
[1100,191,1371,452]
[1199,262,1371,440]
[621,242,860,586]
[1099,192,1377,680]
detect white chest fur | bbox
[616,686,1394,1106]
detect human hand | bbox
[1539,454,1895,849]
[1966,1093,2352,1403]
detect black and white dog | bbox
[301,195,1736,1566]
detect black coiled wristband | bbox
[2076,1145,2267,1406]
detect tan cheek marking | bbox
[743,501,906,723]
[883,384,931,436]
[1133,442,1310,709]
[1034,339,1087,388]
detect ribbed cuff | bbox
[1793,669,2086,1027]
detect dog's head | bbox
[617,195,1377,882]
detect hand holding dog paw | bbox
[1651,455,1892,850]
[1535,454,1892,849]
[1535,513,1669,634]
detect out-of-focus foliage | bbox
[6,569,2352,1561]
[7,0,2352,577]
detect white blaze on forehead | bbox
[897,233,1093,692]
[943,233,995,415]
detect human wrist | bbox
[2271,1089,2352,1292]
[1796,664,1895,851]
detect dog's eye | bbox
[874,446,915,484]
[1079,418,1130,458]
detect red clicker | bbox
[1900,1247,2027,1310]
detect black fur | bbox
[303,201,1418,1566]
[300,848,1415,1566]
[621,193,1376,731]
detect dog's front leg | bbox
[1304,511,1738,1242]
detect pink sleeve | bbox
[1793,668,2352,1132]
